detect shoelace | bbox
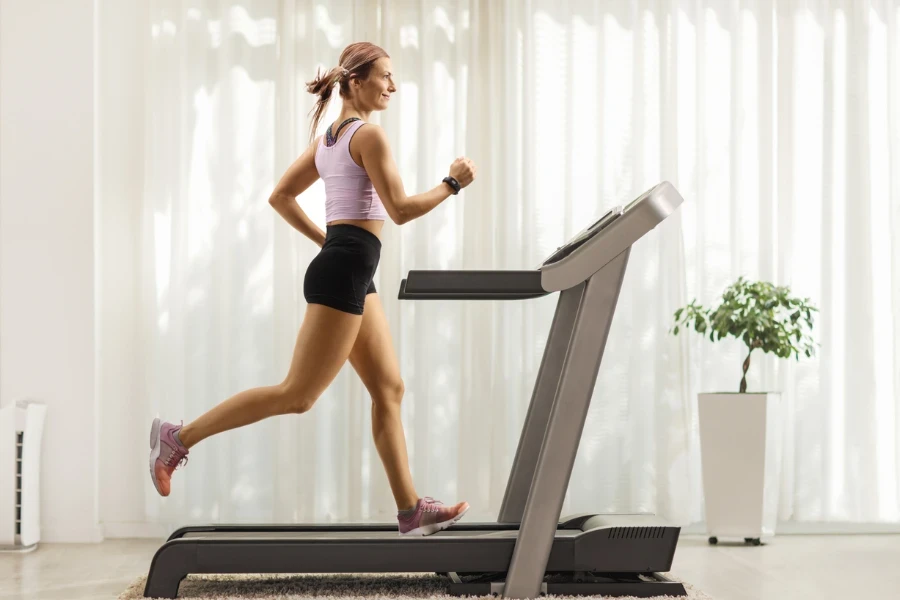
[164,448,189,469]
[422,496,444,513]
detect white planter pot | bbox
[698,392,782,544]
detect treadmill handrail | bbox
[398,270,548,300]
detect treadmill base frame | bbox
[446,571,687,598]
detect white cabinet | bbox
[0,400,47,552]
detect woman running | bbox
[149,41,476,537]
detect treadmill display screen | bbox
[542,206,624,266]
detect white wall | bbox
[0,0,102,542]
[1,0,163,542]
[95,0,155,538]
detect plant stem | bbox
[740,346,754,393]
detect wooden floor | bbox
[0,534,897,599]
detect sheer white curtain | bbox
[134,0,900,529]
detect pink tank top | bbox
[315,120,389,222]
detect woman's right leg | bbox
[177,303,363,449]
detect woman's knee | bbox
[278,381,318,414]
[371,378,405,409]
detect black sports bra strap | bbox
[334,117,360,139]
[327,117,361,146]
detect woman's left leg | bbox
[349,292,470,535]
[347,292,418,511]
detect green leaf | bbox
[671,278,818,367]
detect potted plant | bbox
[672,277,818,545]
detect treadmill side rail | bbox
[398,270,547,300]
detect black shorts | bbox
[303,224,381,315]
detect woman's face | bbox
[353,57,396,111]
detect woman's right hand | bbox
[449,157,477,189]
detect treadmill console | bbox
[542,206,624,266]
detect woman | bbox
[149,42,476,537]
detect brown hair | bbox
[306,42,390,145]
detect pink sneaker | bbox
[397,497,470,536]
[149,418,189,497]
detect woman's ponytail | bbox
[306,66,345,145]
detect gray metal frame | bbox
[500,250,631,598]
[497,281,584,523]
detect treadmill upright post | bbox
[503,250,631,600]
[497,283,582,523]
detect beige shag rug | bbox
[121,572,713,600]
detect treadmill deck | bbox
[179,529,577,540]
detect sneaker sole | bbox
[149,417,163,495]
[399,504,470,537]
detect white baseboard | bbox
[42,524,105,543]
[101,522,169,539]
[773,521,900,534]
[682,520,900,535]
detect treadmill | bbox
[144,181,686,599]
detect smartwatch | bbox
[442,176,461,195]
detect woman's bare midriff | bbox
[327,219,385,239]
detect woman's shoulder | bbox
[353,121,383,134]
[350,122,389,150]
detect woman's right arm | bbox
[357,125,476,225]
[269,136,326,247]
